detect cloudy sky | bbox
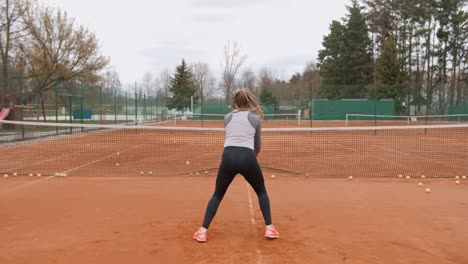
[46,0,349,86]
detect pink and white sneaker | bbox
[193,228,207,242]
[265,225,279,239]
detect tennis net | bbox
[1,120,467,178]
[346,114,468,126]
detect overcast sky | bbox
[46,0,349,86]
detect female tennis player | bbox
[193,88,279,242]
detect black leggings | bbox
[202,146,272,228]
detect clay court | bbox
[1,119,468,263]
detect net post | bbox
[80,84,84,131]
[134,82,138,124]
[54,79,58,134]
[125,91,128,124]
[114,89,117,124]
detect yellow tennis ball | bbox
[406,175,411,179]
[37,173,41,177]
[29,173,33,177]
[116,163,120,166]
[349,176,353,180]
[463,176,467,180]
[63,173,67,177]
[455,176,460,180]
[455,180,460,184]
[425,188,431,193]
[398,174,403,179]
[195,171,200,176]
[204,171,209,175]
[271,175,276,179]
[13,172,18,176]
[418,182,423,187]
[421,175,426,179]
[3,174,8,178]
[186,161,190,165]
[140,171,144,175]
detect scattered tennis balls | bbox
[455,180,460,184]
[425,188,431,193]
[421,175,426,179]
[398,174,403,179]
[406,175,411,179]
[271,175,276,179]
[418,182,423,187]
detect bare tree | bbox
[100,66,121,98]
[141,72,154,97]
[192,62,216,101]
[240,68,257,94]
[221,40,247,104]
[156,68,171,99]
[21,6,109,120]
[0,0,30,96]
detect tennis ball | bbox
[3,174,8,178]
[149,171,153,175]
[37,173,41,177]
[463,176,467,180]
[63,173,67,177]
[455,176,460,180]
[116,163,120,166]
[195,171,200,176]
[406,175,411,179]
[425,188,431,193]
[455,180,460,184]
[29,173,33,177]
[271,175,276,179]
[421,175,426,179]
[418,182,423,187]
[349,176,353,180]
[398,174,403,179]
[186,161,190,165]
[204,171,208,175]
[13,172,18,176]
[140,171,144,175]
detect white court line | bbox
[245,182,263,264]
[63,145,142,174]
[376,146,409,156]
[246,182,256,225]
[0,176,54,195]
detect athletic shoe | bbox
[265,225,279,239]
[193,228,207,242]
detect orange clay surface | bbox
[1,175,468,264]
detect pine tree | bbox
[168,59,197,111]
[343,0,373,86]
